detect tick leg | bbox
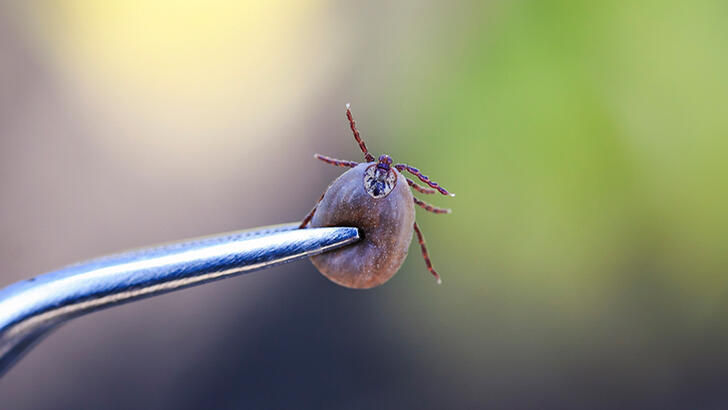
[406,177,437,194]
[314,153,359,168]
[414,197,452,214]
[299,191,326,229]
[345,104,376,163]
[395,163,454,197]
[413,222,442,284]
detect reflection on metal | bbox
[0,223,360,376]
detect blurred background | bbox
[1,1,727,408]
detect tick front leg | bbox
[414,197,452,214]
[345,104,376,163]
[314,154,359,168]
[413,222,442,284]
[395,164,454,197]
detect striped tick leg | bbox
[413,197,451,214]
[299,191,326,229]
[413,222,442,284]
[406,177,437,194]
[345,104,375,163]
[314,154,359,168]
[395,164,454,197]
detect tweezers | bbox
[0,223,360,376]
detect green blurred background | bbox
[1,1,726,408]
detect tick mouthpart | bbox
[377,154,393,170]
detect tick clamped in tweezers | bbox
[300,103,455,289]
[0,103,454,377]
[0,223,360,376]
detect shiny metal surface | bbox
[0,223,360,376]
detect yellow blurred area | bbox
[19,1,334,170]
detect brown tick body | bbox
[300,104,453,289]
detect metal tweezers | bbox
[0,223,359,376]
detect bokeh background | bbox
[1,1,727,408]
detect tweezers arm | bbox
[0,223,359,376]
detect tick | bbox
[299,104,454,289]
